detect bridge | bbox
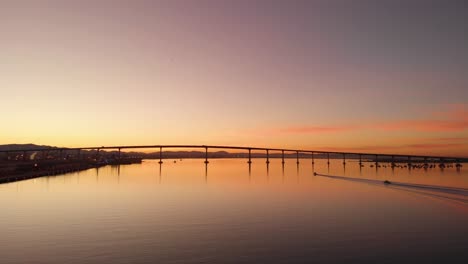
[0,144,465,166]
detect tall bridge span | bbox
[1,144,465,165]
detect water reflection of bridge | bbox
[1,145,465,166]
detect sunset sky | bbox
[1,1,467,156]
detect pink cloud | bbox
[319,146,401,152]
[429,137,468,142]
[320,143,466,153]
[279,120,468,135]
[432,104,468,119]
[405,143,465,149]
[280,126,356,134]
[377,105,468,132]
[376,120,468,132]
[279,104,468,135]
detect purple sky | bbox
[1,0,467,155]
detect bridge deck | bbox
[0,144,465,161]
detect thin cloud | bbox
[320,143,466,153]
[405,143,465,149]
[377,105,468,132]
[279,105,468,135]
[280,126,356,134]
[430,137,468,142]
[432,104,468,119]
[376,120,468,132]
[319,145,401,152]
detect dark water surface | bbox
[1,159,468,263]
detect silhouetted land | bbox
[0,158,142,184]
[0,144,142,183]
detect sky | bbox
[1,0,467,156]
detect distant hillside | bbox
[0,144,56,151]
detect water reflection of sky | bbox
[1,159,467,263]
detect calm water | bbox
[1,159,468,263]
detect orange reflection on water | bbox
[1,159,468,263]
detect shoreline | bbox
[0,158,142,184]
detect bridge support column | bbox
[375,155,378,167]
[342,153,346,165]
[311,152,314,165]
[327,153,330,165]
[118,148,121,160]
[281,150,285,164]
[159,147,163,164]
[296,151,299,164]
[266,150,270,164]
[204,147,209,164]
[359,154,362,166]
[408,156,412,167]
[247,149,252,164]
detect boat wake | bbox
[314,173,468,205]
